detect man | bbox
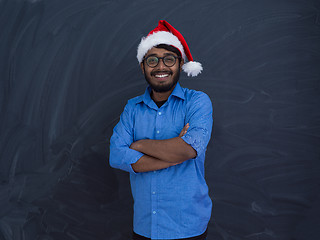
[109,20,213,240]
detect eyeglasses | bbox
[144,55,180,68]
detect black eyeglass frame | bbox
[143,54,181,68]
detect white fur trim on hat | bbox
[182,61,203,77]
[137,31,186,63]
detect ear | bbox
[140,62,145,74]
[180,58,184,71]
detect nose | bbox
[157,58,166,69]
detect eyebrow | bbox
[145,53,177,58]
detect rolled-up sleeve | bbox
[109,103,143,173]
[181,92,213,158]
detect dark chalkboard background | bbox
[1,0,319,239]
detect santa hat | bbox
[137,20,203,77]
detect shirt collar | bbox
[170,82,185,101]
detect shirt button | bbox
[158,112,162,115]
[153,171,156,173]
[156,130,160,134]
[153,211,156,214]
[152,191,156,195]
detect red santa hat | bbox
[137,20,203,77]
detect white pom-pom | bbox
[182,61,203,77]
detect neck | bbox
[151,84,176,102]
[151,90,171,102]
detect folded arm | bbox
[131,155,178,173]
[130,123,197,172]
[130,137,196,164]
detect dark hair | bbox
[155,44,182,63]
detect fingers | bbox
[179,123,190,137]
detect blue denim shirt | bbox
[109,83,213,239]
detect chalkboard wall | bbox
[0,0,319,239]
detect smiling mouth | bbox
[154,74,169,78]
[152,71,172,79]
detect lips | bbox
[151,71,172,79]
[155,74,169,78]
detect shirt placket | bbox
[151,108,163,239]
[151,170,158,238]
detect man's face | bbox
[141,47,184,93]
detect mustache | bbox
[151,70,172,76]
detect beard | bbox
[144,67,180,93]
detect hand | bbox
[179,123,190,137]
